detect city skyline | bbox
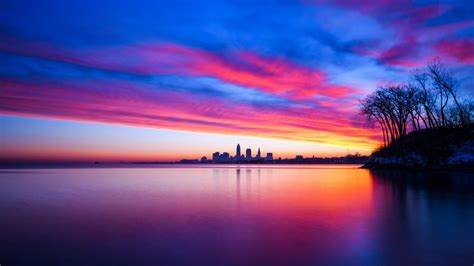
[177,143,368,164]
[206,144,273,163]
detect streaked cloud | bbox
[0,0,472,159]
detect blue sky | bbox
[0,0,473,161]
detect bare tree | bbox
[411,69,438,128]
[427,61,467,126]
[361,85,419,145]
[361,61,470,146]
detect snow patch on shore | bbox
[448,141,474,165]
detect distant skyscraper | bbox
[266,153,273,161]
[212,152,220,162]
[236,144,241,158]
[257,148,261,158]
[246,148,252,159]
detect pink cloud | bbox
[108,43,355,99]
[435,39,474,65]
[0,36,373,150]
[342,0,473,69]
[307,0,411,14]
[0,38,356,99]
[0,77,380,149]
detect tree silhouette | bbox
[361,61,473,147]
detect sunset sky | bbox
[1,0,473,162]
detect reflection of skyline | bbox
[235,167,265,209]
[246,169,252,200]
[236,168,241,208]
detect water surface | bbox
[1,165,473,265]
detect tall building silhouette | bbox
[209,144,273,163]
[246,148,252,159]
[222,152,230,160]
[213,152,220,162]
[266,153,273,161]
[236,144,241,158]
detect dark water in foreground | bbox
[1,165,474,266]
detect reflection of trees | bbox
[367,170,474,266]
[370,169,474,199]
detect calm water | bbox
[1,165,474,266]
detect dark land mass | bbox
[0,155,369,169]
[173,154,369,165]
[363,124,474,170]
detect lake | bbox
[1,165,474,265]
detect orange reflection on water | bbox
[0,166,376,265]
[231,166,373,215]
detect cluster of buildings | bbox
[176,144,368,164]
[201,144,273,163]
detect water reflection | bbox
[236,168,240,208]
[0,166,473,265]
[371,169,474,195]
[368,170,474,266]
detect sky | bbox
[0,0,473,162]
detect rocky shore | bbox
[363,125,474,170]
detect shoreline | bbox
[0,162,365,169]
[361,160,474,171]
